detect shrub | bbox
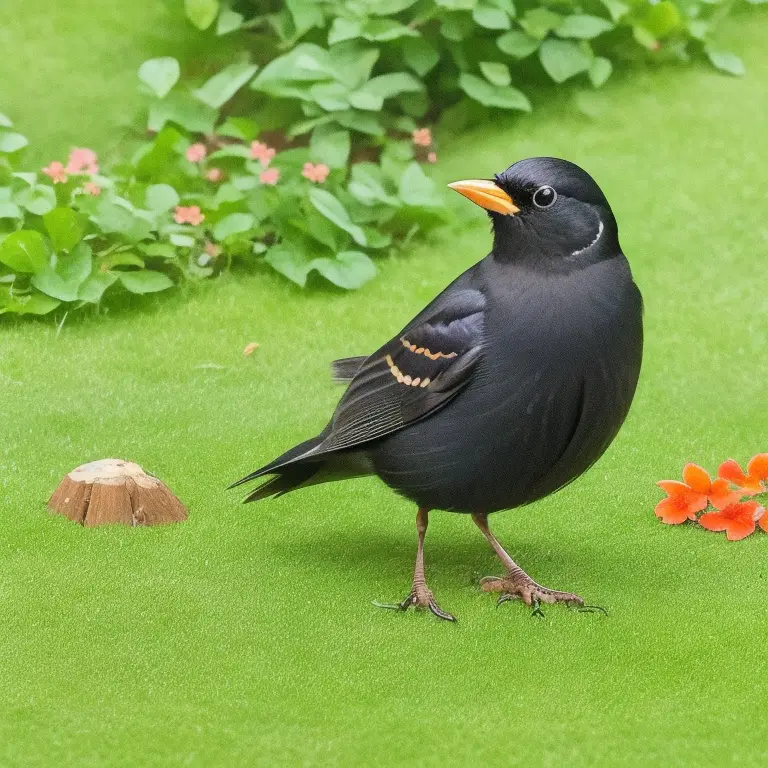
[0,0,757,317]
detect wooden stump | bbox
[48,459,187,527]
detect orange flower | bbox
[699,501,764,541]
[186,143,207,163]
[655,463,739,524]
[718,454,768,495]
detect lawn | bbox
[3,6,768,767]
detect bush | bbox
[0,0,757,317]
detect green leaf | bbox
[0,202,22,219]
[589,57,613,87]
[459,73,531,110]
[632,26,658,50]
[251,44,333,92]
[17,185,56,216]
[43,208,88,252]
[473,3,511,29]
[265,247,311,286]
[0,112,12,128]
[309,251,377,289]
[480,62,511,86]
[706,48,745,76]
[398,163,443,208]
[368,0,420,12]
[600,0,629,22]
[360,19,419,41]
[101,251,145,270]
[441,13,473,41]
[138,58,180,98]
[286,0,325,36]
[328,18,362,45]
[31,242,92,301]
[640,1,682,37]
[0,230,51,272]
[213,213,255,240]
[497,30,540,59]
[193,62,258,108]
[216,117,259,140]
[519,8,562,39]
[328,43,380,90]
[93,200,154,244]
[216,7,244,35]
[336,110,385,136]
[348,163,399,207]
[119,270,174,294]
[539,39,592,83]
[145,184,180,213]
[0,291,61,315]
[401,38,440,76]
[309,188,367,246]
[349,72,423,111]
[555,15,613,39]
[185,0,219,29]
[436,0,475,8]
[310,126,350,168]
[148,92,218,134]
[0,132,29,153]
[77,271,118,303]
[170,233,196,248]
[309,82,350,111]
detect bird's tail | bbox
[228,435,326,503]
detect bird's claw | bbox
[373,587,456,622]
[482,573,586,615]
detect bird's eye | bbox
[533,185,557,209]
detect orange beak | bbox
[447,179,520,215]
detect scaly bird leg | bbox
[374,507,456,622]
[471,512,585,614]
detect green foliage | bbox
[0,0,756,318]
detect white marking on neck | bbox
[570,219,604,257]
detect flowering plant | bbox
[655,455,768,541]
[0,58,445,315]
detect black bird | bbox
[232,157,643,621]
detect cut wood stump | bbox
[48,459,187,527]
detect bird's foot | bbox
[373,584,456,622]
[480,572,585,615]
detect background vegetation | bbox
[1,0,762,316]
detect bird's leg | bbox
[471,512,584,611]
[375,507,456,622]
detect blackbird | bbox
[232,157,643,621]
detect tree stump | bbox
[48,459,188,527]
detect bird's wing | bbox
[310,288,486,456]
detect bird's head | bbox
[448,157,619,268]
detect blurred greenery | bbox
[1,0,764,316]
[1,5,768,766]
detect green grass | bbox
[3,7,768,767]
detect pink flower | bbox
[66,147,98,175]
[301,162,330,184]
[42,161,68,184]
[174,205,205,226]
[83,181,102,196]
[412,128,432,147]
[186,143,207,163]
[204,240,222,258]
[250,141,276,167]
[205,167,224,183]
[259,168,280,185]
[427,152,437,164]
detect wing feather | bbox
[306,289,486,457]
